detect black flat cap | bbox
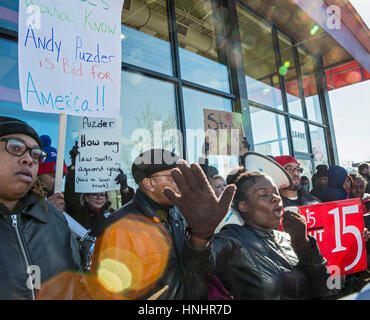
[131,148,181,184]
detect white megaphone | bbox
[241,152,293,189]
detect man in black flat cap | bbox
[104,148,207,300]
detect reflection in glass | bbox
[277,33,303,117]
[0,4,18,31]
[250,106,289,156]
[121,0,173,75]
[295,158,313,182]
[237,7,283,110]
[182,87,238,178]
[120,71,180,186]
[175,0,230,93]
[290,118,308,153]
[309,125,328,166]
[299,52,322,123]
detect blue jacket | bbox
[321,165,350,202]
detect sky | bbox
[328,0,370,168]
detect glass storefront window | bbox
[290,118,309,153]
[250,106,289,156]
[174,0,230,93]
[182,87,238,178]
[237,7,283,110]
[299,51,323,123]
[295,158,313,182]
[0,2,18,31]
[120,70,180,186]
[309,124,328,166]
[121,0,173,75]
[277,33,303,117]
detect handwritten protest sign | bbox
[18,0,124,118]
[75,116,122,193]
[280,199,367,276]
[203,109,248,156]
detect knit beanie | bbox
[37,135,68,176]
[0,116,42,148]
[274,155,300,168]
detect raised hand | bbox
[114,169,129,190]
[163,160,236,240]
[282,209,310,252]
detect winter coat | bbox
[183,224,330,300]
[321,165,350,202]
[104,190,207,300]
[0,193,82,300]
[310,186,328,202]
[282,186,321,208]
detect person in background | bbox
[310,165,328,202]
[215,167,245,233]
[37,135,68,212]
[0,117,82,300]
[77,192,115,238]
[358,162,370,194]
[350,174,370,213]
[301,176,310,192]
[115,169,135,206]
[274,155,320,207]
[64,143,133,236]
[321,165,353,202]
[209,175,227,198]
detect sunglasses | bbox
[0,137,47,164]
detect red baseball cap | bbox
[274,155,300,168]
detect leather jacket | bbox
[183,224,331,300]
[0,193,82,300]
[104,190,207,300]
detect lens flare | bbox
[310,25,320,35]
[279,65,288,76]
[87,214,171,300]
[97,258,132,292]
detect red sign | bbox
[280,199,367,276]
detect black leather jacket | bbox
[183,224,331,300]
[0,193,82,300]
[105,190,207,300]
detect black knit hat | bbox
[0,116,43,148]
[131,148,181,184]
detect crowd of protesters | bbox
[2,115,370,300]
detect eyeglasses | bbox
[0,137,47,164]
[88,193,107,199]
[285,166,304,174]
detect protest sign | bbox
[203,109,248,156]
[75,116,122,193]
[280,199,367,275]
[18,0,124,118]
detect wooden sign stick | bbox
[147,285,169,300]
[54,113,67,194]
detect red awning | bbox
[325,61,370,91]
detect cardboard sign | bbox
[75,116,122,193]
[203,109,248,156]
[18,0,124,118]
[281,199,367,276]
